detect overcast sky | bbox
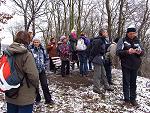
[0,0,23,45]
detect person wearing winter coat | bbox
[89,29,113,95]
[116,27,144,106]
[58,36,71,77]
[5,31,39,113]
[77,33,90,76]
[29,36,54,105]
[69,29,79,69]
[47,38,58,71]
[106,38,120,69]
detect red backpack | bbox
[0,51,24,98]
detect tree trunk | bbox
[117,0,125,39]
[69,0,74,32]
[62,1,67,35]
[77,0,82,37]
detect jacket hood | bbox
[6,42,28,55]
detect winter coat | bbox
[89,36,106,65]
[5,42,39,105]
[58,43,71,61]
[69,34,77,52]
[106,42,120,68]
[29,44,49,73]
[47,43,58,57]
[116,36,144,70]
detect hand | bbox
[135,49,142,54]
[128,48,136,54]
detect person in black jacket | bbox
[116,27,144,106]
[90,29,113,95]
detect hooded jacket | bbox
[89,36,106,65]
[5,42,39,105]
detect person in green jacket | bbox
[5,31,39,113]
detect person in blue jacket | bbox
[29,36,54,105]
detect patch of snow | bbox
[0,69,150,113]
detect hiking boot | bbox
[84,73,89,77]
[130,100,139,107]
[122,100,130,107]
[109,81,115,85]
[45,99,55,105]
[93,89,103,94]
[104,87,114,91]
[62,75,66,77]
[35,101,40,105]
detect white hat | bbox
[32,35,41,42]
[60,35,66,41]
[71,29,75,33]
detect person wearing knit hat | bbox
[116,27,144,107]
[32,35,41,42]
[126,27,137,40]
[60,35,67,42]
[58,35,71,77]
[29,35,54,105]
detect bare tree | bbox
[117,0,126,38]
[11,0,46,35]
[0,0,13,31]
[105,0,112,41]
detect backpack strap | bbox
[13,58,29,88]
[3,50,12,56]
[14,56,38,92]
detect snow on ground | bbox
[0,69,150,113]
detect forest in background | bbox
[0,0,150,77]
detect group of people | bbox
[5,31,54,113]
[46,30,91,77]
[89,27,144,107]
[4,26,144,113]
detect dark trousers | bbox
[7,103,33,113]
[49,57,55,71]
[89,60,92,70]
[122,67,137,101]
[36,70,52,103]
[104,61,112,84]
[61,60,70,76]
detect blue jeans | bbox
[7,103,33,113]
[78,54,88,75]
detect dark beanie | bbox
[127,28,136,33]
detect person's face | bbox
[28,32,33,42]
[33,40,40,47]
[127,32,136,39]
[52,39,56,43]
[102,31,108,37]
[63,38,68,43]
